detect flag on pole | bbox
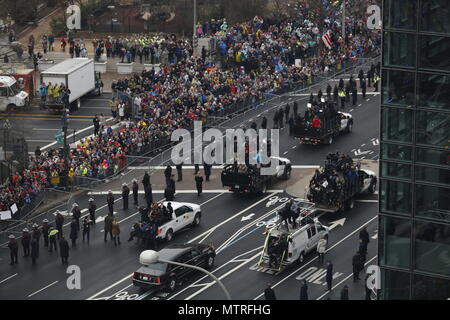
[322,32,333,49]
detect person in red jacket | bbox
[312,116,321,129]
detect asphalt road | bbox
[0,61,381,300]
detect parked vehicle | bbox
[0,76,29,112]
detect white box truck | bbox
[0,76,30,112]
[40,58,99,112]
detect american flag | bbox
[322,32,333,49]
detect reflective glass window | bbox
[380,180,412,215]
[416,148,450,167]
[382,69,415,106]
[383,0,417,30]
[415,166,450,185]
[419,35,450,72]
[420,0,450,34]
[413,274,450,300]
[381,162,412,179]
[416,111,450,147]
[383,32,416,68]
[416,184,450,223]
[381,144,412,162]
[417,73,450,110]
[379,215,411,268]
[381,107,413,142]
[380,268,411,300]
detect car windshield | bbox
[10,82,20,95]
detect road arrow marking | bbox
[96,212,118,223]
[354,149,371,156]
[372,230,378,239]
[241,214,255,222]
[328,218,346,231]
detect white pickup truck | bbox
[156,202,202,242]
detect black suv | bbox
[132,243,216,292]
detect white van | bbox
[0,76,29,112]
[258,202,329,270]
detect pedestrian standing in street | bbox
[104,214,113,242]
[340,285,349,300]
[176,163,183,182]
[8,235,18,265]
[326,261,333,291]
[361,78,367,99]
[168,174,176,193]
[132,179,139,206]
[112,218,121,246]
[204,162,212,182]
[59,236,69,264]
[55,211,64,239]
[261,116,267,130]
[285,104,290,124]
[48,227,59,252]
[107,190,115,216]
[293,101,298,116]
[142,171,150,189]
[317,236,327,265]
[365,274,372,300]
[21,228,31,257]
[144,183,153,207]
[352,251,363,281]
[30,239,39,266]
[359,239,368,264]
[264,283,277,300]
[88,198,97,225]
[359,226,370,247]
[278,107,284,129]
[299,279,308,300]
[72,203,81,231]
[352,87,357,106]
[69,218,78,247]
[195,172,204,196]
[42,219,50,247]
[164,165,172,186]
[82,216,90,244]
[288,114,294,136]
[32,223,41,247]
[100,113,106,132]
[93,115,100,136]
[122,183,130,210]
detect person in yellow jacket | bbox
[68,167,76,182]
[338,90,346,109]
[47,83,54,102]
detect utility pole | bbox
[342,0,346,39]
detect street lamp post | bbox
[140,250,231,300]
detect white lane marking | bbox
[316,256,377,300]
[32,128,59,131]
[283,151,288,155]
[103,284,134,301]
[27,140,54,143]
[349,109,354,112]
[371,154,379,160]
[127,165,320,170]
[87,275,132,300]
[356,200,378,203]
[253,215,379,300]
[0,273,18,284]
[88,190,283,195]
[361,144,366,147]
[358,104,362,107]
[198,193,225,206]
[292,146,296,149]
[360,156,366,159]
[28,281,59,298]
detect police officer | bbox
[338,78,344,90]
[48,227,59,252]
[42,219,50,247]
[59,236,70,264]
[82,216,90,244]
[142,171,150,189]
[55,210,64,239]
[250,120,257,131]
[132,179,139,206]
[88,198,97,225]
[338,89,346,109]
[71,203,81,231]
[288,114,295,136]
[345,83,351,103]
[373,73,380,92]
[358,239,368,264]
[144,183,153,207]
[104,214,113,242]
[352,251,363,281]
[32,223,41,247]
[195,172,204,196]
[309,93,314,104]
[361,78,367,99]
[176,163,183,182]
[261,116,267,130]
[122,182,130,210]
[69,218,78,247]
[22,228,31,257]
[30,239,39,266]
[299,279,309,300]
[8,234,19,265]
[107,190,115,216]
[358,69,364,87]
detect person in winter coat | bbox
[55,211,64,239]
[352,252,363,281]
[132,179,139,206]
[340,285,349,300]
[316,236,327,265]
[122,183,130,210]
[21,228,31,257]
[164,166,172,186]
[264,283,277,300]
[204,163,212,181]
[195,172,204,196]
[69,219,78,247]
[299,279,308,300]
[104,215,113,242]
[72,203,81,231]
[32,223,41,247]
[88,198,97,225]
[293,101,298,116]
[144,184,153,207]
[359,239,368,264]
[261,116,267,130]
[30,239,39,266]
[112,218,121,246]
[59,236,70,264]
[48,227,59,252]
[142,171,151,189]
[359,226,370,246]
[42,219,50,247]
[8,235,19,265]
[82,216,90,244]
[107,191,115,216]
[326,260,333,291]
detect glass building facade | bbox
[379,0,450,299]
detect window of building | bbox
[381,162,412,179]
[419,35,450,72]
[381,107,413,142]
[413,274,450,300]
[382,69,415,106]
[415,166,450,185]
[381,144,412,162]
[414,221,450,277]
[416,111,450,147]
[420,0,450,35]
[379,215,411,268]
[380,268,411,300]
[380,180,412,216]
[416,148,450,167]
[383,32,416,68]
[416,184,450,223]
[383,0,417,30]
[417,73,450,110]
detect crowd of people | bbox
[308,152,360,206]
